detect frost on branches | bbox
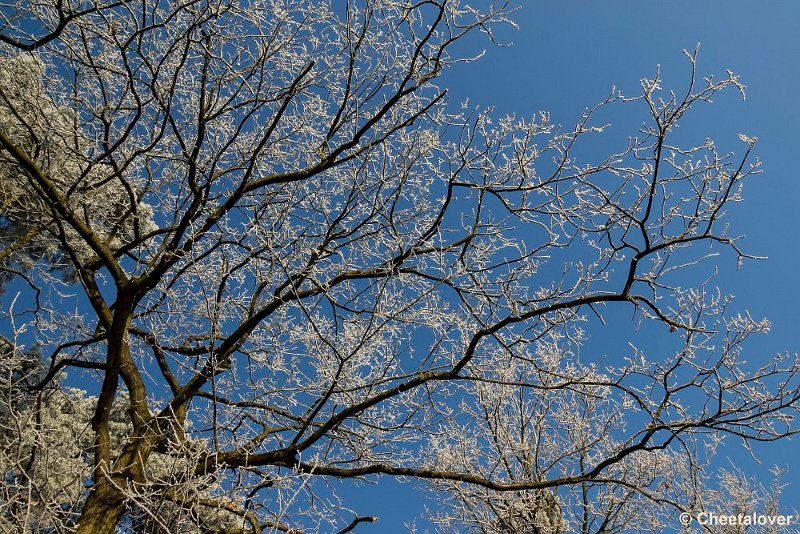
[0,54,156,290]
[0,1,798,533]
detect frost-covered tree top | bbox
[0,1,797,533]
[0,54,156,290]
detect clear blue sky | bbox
[359,1,800,530]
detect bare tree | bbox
[0,1,797,532]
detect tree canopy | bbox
[0,1,797,532]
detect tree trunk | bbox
[75,478,127,534]
[76,295,144,533]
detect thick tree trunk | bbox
[75,297,138,534]
[75,478,127,534]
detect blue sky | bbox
[360,1,800,530]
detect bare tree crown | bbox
[0,1,797,532]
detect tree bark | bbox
[75,478,127,534]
